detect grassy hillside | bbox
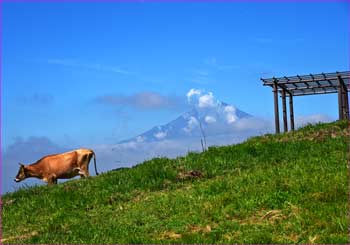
[2,121,349,244]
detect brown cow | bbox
[14,148,99,185]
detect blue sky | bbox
[2,1,349,149]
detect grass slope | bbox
[1,121,349,244]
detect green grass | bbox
[2,120,349,244]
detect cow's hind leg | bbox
[73,167,88,178]
[79,172,89,178]
[79,169,89,178]
[79,155,91,178]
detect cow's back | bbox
[38,150,80,178]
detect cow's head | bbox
[14,163,27,182]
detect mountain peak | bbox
[119,101,251,144]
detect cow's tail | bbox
[92,151,99,175]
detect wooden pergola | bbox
[262,71,350,134]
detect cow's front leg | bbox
[47,176,57,185]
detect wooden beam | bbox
[289,90,340,97]
[283,83,338,92]
[273,81,280,134]
[263,75,350,85]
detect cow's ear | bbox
[18,163,24,167]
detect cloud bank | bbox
[2,137,69,194]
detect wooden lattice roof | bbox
[261,71,350,97]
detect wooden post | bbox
[289,93,295,131]
[273,82,280,134]
[281,89,288,132]
[338,75,349,120]
[341,85,348,120]
[344,89,349,120]
[338,85,344,120]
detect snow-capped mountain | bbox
[119,101,251,144]
[104,89,272,179]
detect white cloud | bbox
[154,131,167,140]
[136,136,146,143]
[295,114,333,128]
[224,105,238,124]
[183,116,199,133]
[224,105,236,113]
[186,89,201,102]
[186,88,220,109]
[231,113,332,132]
[232,117,273,133]
[205,115,216,124]
[226,114,237,124]
[198,92,216,108]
